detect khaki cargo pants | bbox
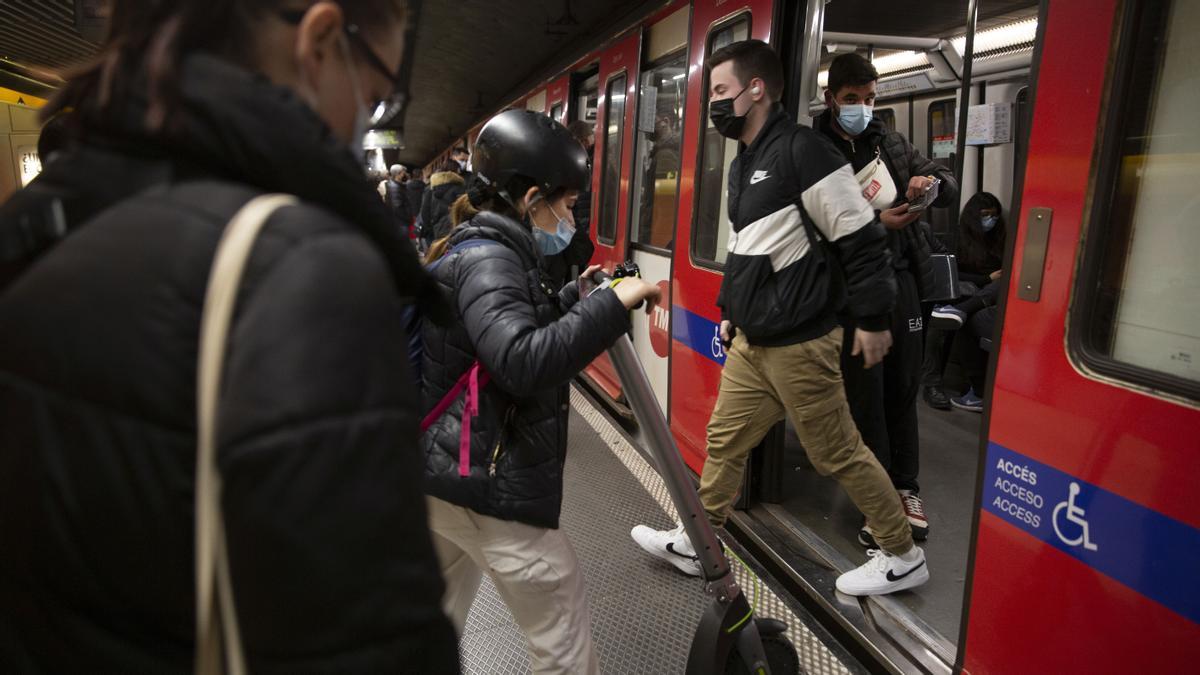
[699,327,914,555]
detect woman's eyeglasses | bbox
[278,10,407,128]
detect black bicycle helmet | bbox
[471,109,590,207]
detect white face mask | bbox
[337,34,373,157]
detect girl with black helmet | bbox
[420,109,661,673]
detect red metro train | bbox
[431,0,1198,672]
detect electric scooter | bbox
[590,265,802,675]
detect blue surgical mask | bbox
[531,200,576,256]
[836,103,873,136]
[980,215,998,232]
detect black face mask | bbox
[709,85,750,139]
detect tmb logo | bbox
[648,280,671,358]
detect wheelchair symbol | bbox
[1052,482,1098,551]
[711,326,725,360]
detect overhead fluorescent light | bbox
[951,18,1038,55]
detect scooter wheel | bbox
[724,634,803,675]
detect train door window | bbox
[928,98,956,167]
[550,102,564,123]
[577,71,600,122]
[1073,0,1200,397]
[875,107,896,133]
[629,50,687,251]
[597,73,628,244]
[1013,87,1029,188]
[691,14,750,267]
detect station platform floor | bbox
[457,387,865,675]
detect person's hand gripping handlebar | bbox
[582,263,661,314]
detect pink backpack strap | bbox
[421,361,491,477]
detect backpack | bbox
[405,237,501,478]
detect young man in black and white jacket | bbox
[631,40,929,596]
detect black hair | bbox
[705,39,784,102]
[44,0,406,132]
[452,146,468,156]
[958,191,1007,270]
[827,53,879,97]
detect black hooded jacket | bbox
[421,211,629,528]
[0,55,456,674]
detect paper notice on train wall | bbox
[638,86,658,134]
[966,102,1013,145]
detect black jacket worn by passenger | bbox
[385,176,413,231]
[420,170,466,243]
[815,110,959,297]
[716,104,896,344]
[421,211,630,529]
[0,54,456,674]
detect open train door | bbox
[961,0,1200,672]
[668,0,774,471]
[545,75,569,124]
[581,29,640,403]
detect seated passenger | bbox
[0,1,457,672]
[923,192,1008,411]
[420,109,661,674]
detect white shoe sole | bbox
[835,561,930,596]
[929,310,965,329]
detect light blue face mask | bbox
[836,103,873,136]
[981,215,999,232]
[531,200,576,256]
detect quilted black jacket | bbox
[0,54,455,674]
[421,211,629,528]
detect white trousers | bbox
[426,496,600,675]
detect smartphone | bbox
[905,178,941,214]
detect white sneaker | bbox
[835,547,929,596]
[630,523,701,577]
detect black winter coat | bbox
[421,211,629,528]
[385,177,413,230]
[420,171,466,244]
[0,55,456,674]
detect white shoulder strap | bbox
[195,194,297,675]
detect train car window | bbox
[577,72,600,122]
[597,73,628,244]
[550,102,563,123]
[629,50,687,251]
[1073,0,1200,397]
[927,99,956,167]
[875,108,896,133]
[691,14,750,268]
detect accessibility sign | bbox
[983,442,1200,624]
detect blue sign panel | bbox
[671,305,726,366]
[983,442,1200,624]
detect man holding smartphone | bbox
[816,53,959,546]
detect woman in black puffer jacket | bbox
[0,2,456,672]
[421,110,661,674]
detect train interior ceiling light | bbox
[817,17,1039,89]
